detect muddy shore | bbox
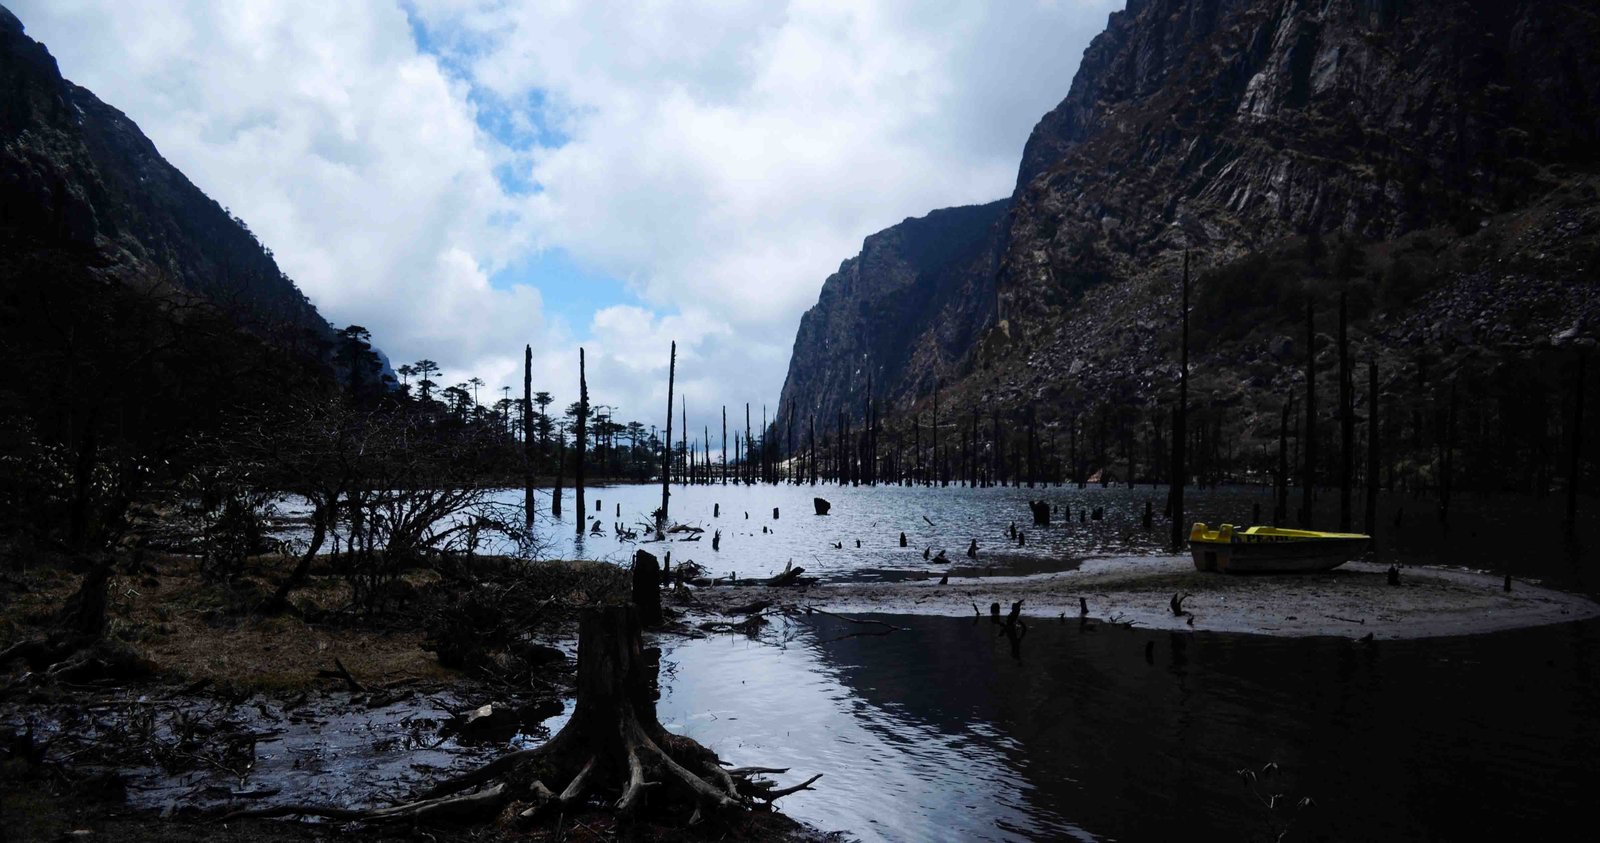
[0,553,829,843]
[685,555,1600,639]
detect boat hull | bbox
[1192,540,1367,573]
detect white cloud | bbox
[10,0,1119,432]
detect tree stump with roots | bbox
[230,604,818,826]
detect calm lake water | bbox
[656,612,1600,842]
[508,482,1599,595]
[254,482,1600,840]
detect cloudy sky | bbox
[13,0,1117,431]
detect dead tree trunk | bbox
[809,414,817,485]
[575,348,587,537]
[661,342,675,536]
[553,433,565,518]
[1301,299,1317,527]
[633,551,663,628]
[1170,251,1189,551]
[1339,289,1353,532]
[524,344,536,526]
[1275,397,1291,527]
[932,380,940,485]
[1366,359,1379,537]
[228,605,816,825]
[263,497,331,614]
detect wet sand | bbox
[686,555,1600,639]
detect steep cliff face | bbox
[0,5,337,353]
[775,200,1008,437]
[776,0,1600,450]
[997,0,1600,338]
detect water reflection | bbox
[656,615,1600,841]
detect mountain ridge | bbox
[0,3,345,359]
[774,0,1600,486]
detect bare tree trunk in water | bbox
[1170,251,1189,550]
[575,348,587,536]
[1366,360,1379,538]
[660,341,675,536]
[553,433,564,519]
[1301,299,1317,527]
[1339,289,1353,531]
[224,606,818,825]
[1275,397,1291,526]
[524,344,535,526]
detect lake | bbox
[254,481,1600,840]
[508,481,1598,595]
[656,611,1600,841]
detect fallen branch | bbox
[316,657,366,693]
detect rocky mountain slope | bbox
[776,0,1600,487]
[0,4,339,356]
[775,200,1007,434]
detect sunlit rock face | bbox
[0,6,336,347]
[998,0,1600,333]
[775,199,1009,439]
[778,0,1600,435]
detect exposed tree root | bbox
[221,605,818,828]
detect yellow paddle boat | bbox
[1189,523,1369,574]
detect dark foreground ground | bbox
[0,549,834,843]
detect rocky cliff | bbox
[776,200,1008,434]
[776,0,1600,479]
[0,4,339,356]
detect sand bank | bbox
[687,556,1600,639]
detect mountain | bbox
[0,3,340,357]
[775,0,1600,486]
[775,200,1008,437]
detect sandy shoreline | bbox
[685,555,1600,639]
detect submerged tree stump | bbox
[228,605,816,825]
[633,551,663,628]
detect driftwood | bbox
[224,606,817,825]
[763,563,810,587]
